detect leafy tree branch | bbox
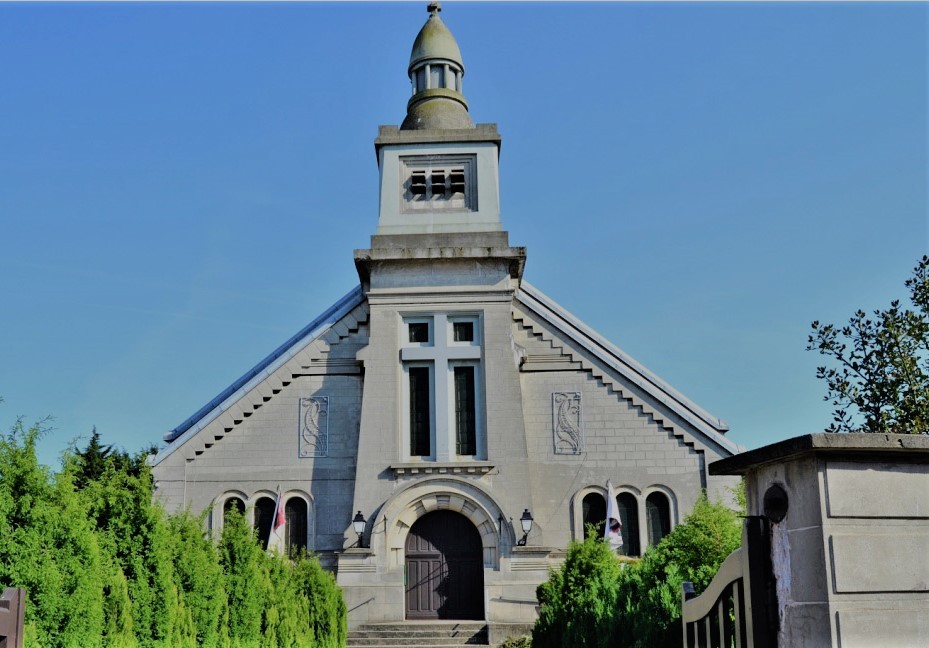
[807,256,929,434]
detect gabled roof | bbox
[153,279,740,465]
[515,282,741,457]
[152,285,365,465]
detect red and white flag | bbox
[271,486,286,546]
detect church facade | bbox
[151,5,739,627]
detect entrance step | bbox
[347,622,489,647]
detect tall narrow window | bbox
[617,493,641,556]
[454,366,476,455]
[430,65,444,89]
[285,498,308,554]
[582,493,606,539]
[409,367,431,456]
[646,492,672,547]
[254,497,276,549]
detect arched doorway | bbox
[405,510,483,620]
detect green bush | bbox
[167,512,228,647]
[0,421,348,648]
[292,550,347,648]
[500,635,532,648]
[218,510,271,647]
[533,532,622,648]
[613,494,742,648]
[0,422,106,647]
[532,493,742,648]
[217,513,347,648]
[71,442,189,647]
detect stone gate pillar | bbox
[710,433,929,648]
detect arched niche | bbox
[570,485,641,544]
[282,490,314,554]
[253,495,276,549]
[582,492,606,539]
[644,488,675,548]
[616,492,640,556]
[210,490,249,534]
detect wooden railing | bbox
[681,517,775,648]
[0,588,26,648]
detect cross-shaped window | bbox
[400,314,484,461]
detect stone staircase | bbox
[347,622,489,648]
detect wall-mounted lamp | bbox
[352,510,366,548]
[517,509,533,546]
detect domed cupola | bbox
[401,3,474,130]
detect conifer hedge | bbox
[533,494,742,648]
[0,422,347,648]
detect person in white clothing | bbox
[606,517,623,553]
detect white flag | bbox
[604,480,623,550]
[270,486,286,552]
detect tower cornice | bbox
[374,124,501,159]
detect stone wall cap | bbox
[710,433,929,475]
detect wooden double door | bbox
[404,510,484,620]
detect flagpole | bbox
[271,484,286,553]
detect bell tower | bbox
[364,2,510,242]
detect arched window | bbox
[285,498,308,554]
[581,492,606,539]
[254,497,276,549]
[223,496,245,522]
[646,492,672,547]
[616,493,641,556]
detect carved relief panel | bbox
[552,392,582,455]
[299,396,329,458]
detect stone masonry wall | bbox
[520,369,704,550]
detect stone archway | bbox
[404,510,483,620]
[376,478,509,572]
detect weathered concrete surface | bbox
[712,433,929,648]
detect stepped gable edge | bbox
[152,285,366,464]
[514,281,740,458]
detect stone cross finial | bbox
[427,2,441,15]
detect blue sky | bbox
[1,2,926,467]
